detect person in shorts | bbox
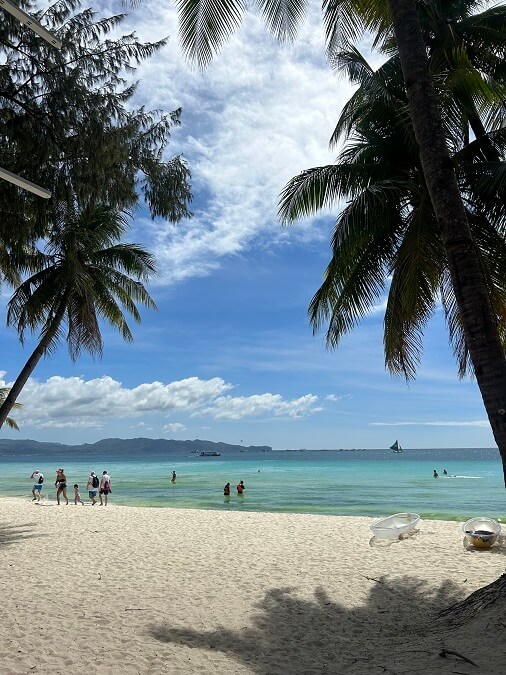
[30,470,44,501]
[99,470,112,506]
[87,471,99,505]
[55,468,69,505]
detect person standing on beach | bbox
[30,470,44,501]
[237,480,245,495]
[99,470,111,506]
[55,469,69,505]
[73,483,84,506]
[87,471,99,505]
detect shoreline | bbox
[1,496,505,674]
[2,490,505,523]
[4,491,504,523]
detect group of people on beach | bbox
[30,469,112,505]
[223,480,245,496]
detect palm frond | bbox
[174,0,245,69]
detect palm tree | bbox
[0,388,22,430]
[279,48,506,377]
[0,205,157,428]
[172,0,506,487]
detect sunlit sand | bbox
[0,497,504,674]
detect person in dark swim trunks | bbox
[223,482,230,496]
[55,468,69,505]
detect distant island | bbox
[0,437,272,457]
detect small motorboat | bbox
[462,517,501,549]
[371,512,420,539]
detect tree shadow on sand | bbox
[147,574,498,674]
[0,522,41,548]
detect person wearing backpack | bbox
[30,469,44,502]
[87,471,99,505]
[99,470,112,506]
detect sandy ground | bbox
[0,496,504,675]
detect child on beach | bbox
[73,484,84,505]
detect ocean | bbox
[1,446,504,522]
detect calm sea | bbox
[0,447,504,522]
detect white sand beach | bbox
[0,496,504,674]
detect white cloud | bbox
[162,422,186,433]
[370,420,490,428]
[0,374,321,428]
[198,393,320,420]
[116,2,348,285]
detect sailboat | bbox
[390,440,403,453]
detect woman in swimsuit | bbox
[55,468,69,505]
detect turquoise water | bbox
[1,447,504,521]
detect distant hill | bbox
[0,437,272,457]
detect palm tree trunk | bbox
[387,0,506,486]
[0,300,67,429]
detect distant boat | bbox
[390,440,403,453]
[199,451,221,457]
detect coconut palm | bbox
[0,388,22,430]
[172,0,506,487]
[0,205,157,428]
[278,48,506,382]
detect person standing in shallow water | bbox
[223,482,230,496]
[433,469,439,478]
[237,480,245,495]
[171,471,176,483]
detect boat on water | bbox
[371,512,420,539]
[390,440,403,453]
[463,517,501,548]
[199,451,221,457]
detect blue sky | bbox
[0,1,495,449]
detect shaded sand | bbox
[0,497,505,674]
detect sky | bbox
[0,0,497,450]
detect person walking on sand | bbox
[99,470,111,506]
[224,482,230,496]
[237,480,245,495]
[55,468,69,505]
[73,483,84,506]
[87,471,99,505]
[31,469,44,501]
